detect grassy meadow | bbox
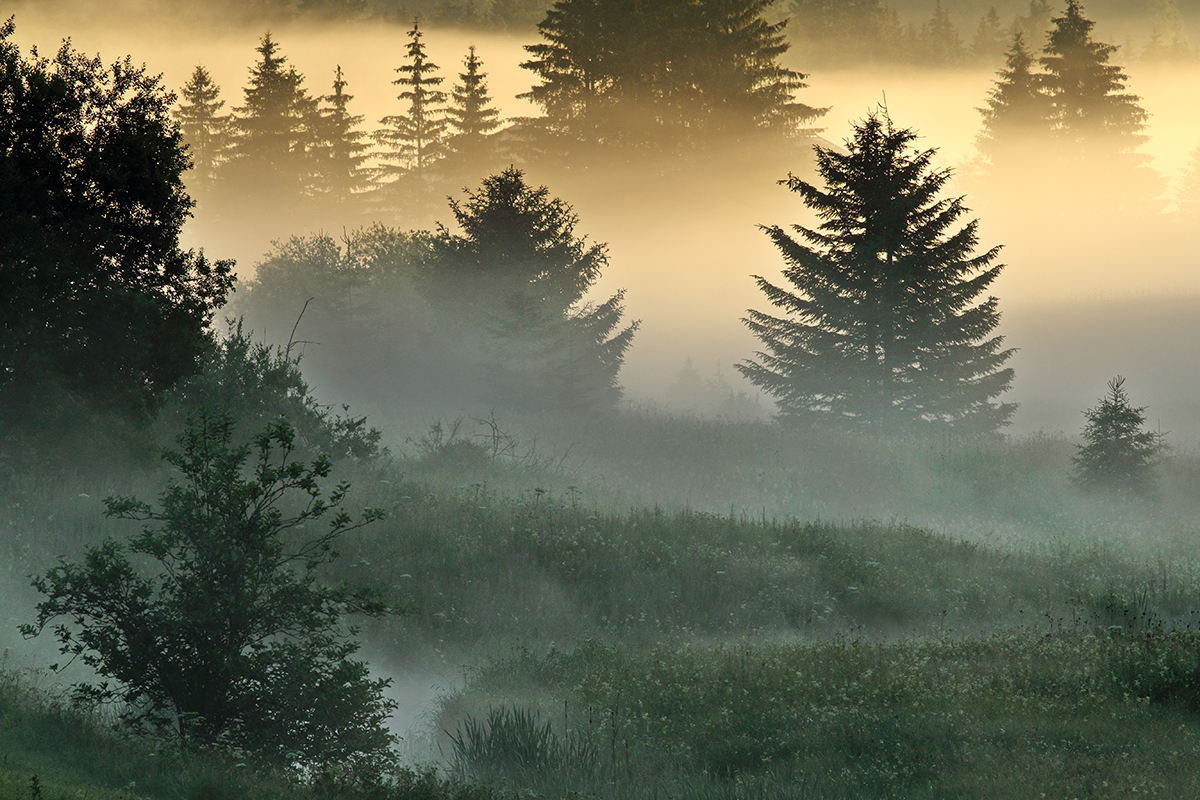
[5,412,1200,798]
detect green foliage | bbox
[0,19,235,458]
[520,0,824,153]
[740,111,1015,434]
[22,412,394,770]
[442,632,1200,798]
[235,225,433,408]
[1071,376,1163,496]
[423,167,638,413]
[159,318,383,461]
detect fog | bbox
[8,2,1200,438]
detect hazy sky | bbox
[10,4,1200,438]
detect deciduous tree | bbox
[0,19,234,455]
[23,412,395,770]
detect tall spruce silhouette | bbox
[228,33,316,197]
[314,65,371,215]
[444,46,502,183]
[374,20,447,218]
[174,66,231,199]
[739,111,1015,434]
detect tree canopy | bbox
[24,412,395,770]
[423,167,638,412]
[1071,376,1163,496]
[520,0,825,151]
[0,19,234,455]
[739,111,1015,434]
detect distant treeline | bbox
[129,0,1200,67]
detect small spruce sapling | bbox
[1071,376,1163,496]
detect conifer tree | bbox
[374,20,447,216]
[920,2,965,67]
[521,0,823,149]
[739,111,1015,434]
[976,32,1050,166]
[1072,376,1163,496]
[1039,0,1147,152]
[443,46,502,182]
[228,33,317,198]
[970,7,1005,64]
[314,65,371,214]
[1012,0,1052,47]
[1177,142,1200,222]
[173,65,231,198]
[423,167,638,412]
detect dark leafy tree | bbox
[976,32,1051,166]
[738,111,1015,434]
[23,412,395,770]
[424,167,638,412]
[173,65,231,198]
[520,0,824,150]
[312,65,372,215]
[237,226,434,408]
[159,319,383,461]
[227,33,318,199]
[0,20,234,455]
[443,46,502,182]
[374,20,448,218]
[1071,376,1163,496]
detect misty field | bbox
[7,416,1200,798]
[6,0,1200,797]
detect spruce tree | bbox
[976,32,1050,167]
[423,167,638,413]
[173,65,231,199]
[738,111,1015,434]
[374,20,447,217]
[1039,0,1147,152]
[920,2,965,67]
[970,7,1005,64]
[443,46,502,183]
[1072,376,1162,496]
[1012,0,1052,47]
[313,65,371,215]
[521,0,824,149]
[228,33,317,198]
[1178,142,1200,222]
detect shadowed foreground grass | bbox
[440,630,1200,799]
[0,666,508,800]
